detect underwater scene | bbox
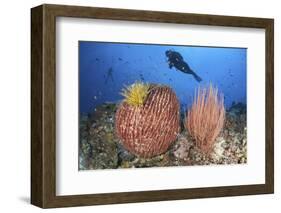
[79,41,247,170]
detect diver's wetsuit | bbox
[166,50,202,82]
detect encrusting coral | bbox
[185,84,225,154]
[115,82,180,158]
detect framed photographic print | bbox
[31,4,274,208]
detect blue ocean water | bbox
[79,41,246,113]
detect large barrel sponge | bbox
[115,83,180,158]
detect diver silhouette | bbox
[105,67,114,84]
[165,50,202,82]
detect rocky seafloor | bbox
[79,102,247,170]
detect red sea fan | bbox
[115,85,180,158]
[185,84,225,154]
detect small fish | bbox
[228,69,233,76]
[93,96,97,100]
[95,58,99,61]
[118,57,123,61]
[165,50,202,82]
[139,74,145,81]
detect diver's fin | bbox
[192,72,202,82]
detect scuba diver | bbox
[165,50,202,82]
[104,67,114,84]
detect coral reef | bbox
[115,83,180,158]
[79,102,246,170]
[79,104,119,169]
[185,85,225,154]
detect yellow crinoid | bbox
[121,82,150,107]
